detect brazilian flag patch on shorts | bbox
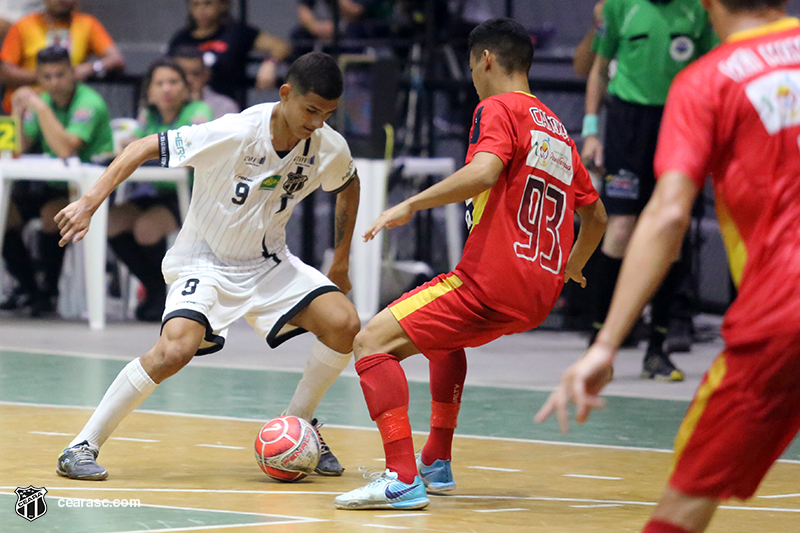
[260,175,281,190]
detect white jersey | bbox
[158,102,355,280]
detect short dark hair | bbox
[36,46,71,66]
[170,45,205,62]
[141,57,190,110]
[286,52,343,101]
[468,18,533,74]
[718,0,787,11]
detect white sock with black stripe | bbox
[69,358,158,449]
[285,340,352,421]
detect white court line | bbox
[4,399,800,465]
[196,444,246,450]
[468,466,521,472]
[0,491,326,526]
[363,525,410,530]
[30,431,71,436]
[112,437,160,443]
[378,513,427,518]
[0,486,341,495]
[570,504,623,509]
[474,508,527,513]
[759,493,800,499]
[563,474,622,480]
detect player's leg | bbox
[334,307,428,510]
[37,196,70,315]
[417,348,466,493]
[283,290,360,475]
[0,200,39,311]
[129,205,176,321]
[57,317,205,480]
[642,487,718,533]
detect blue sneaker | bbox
[334,469,430,510]
[416,456,456,493]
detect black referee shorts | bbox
[602,95,664,216]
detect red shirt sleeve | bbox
[465,98,516,166]
[571,144,600,209]
[654,67,715,189]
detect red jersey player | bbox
[536,1,800,532]
[334,18,607,510]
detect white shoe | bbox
[334,469,430,510]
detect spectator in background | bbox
[573,1,605,78]
[108,58,213,322]
[0,0,124,113]
[581,0,717,380]
[293,0,397,55]
[0,0,42,48]
[1,46,112,315]
[167,0,291,106]
[170,45,238,119]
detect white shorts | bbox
[161,253,339,355]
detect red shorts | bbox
[388,271,531,362]
[669,332,800,500]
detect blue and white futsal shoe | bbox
[416,456,456,493]
[334,469,430,510]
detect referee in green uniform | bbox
[581,0,716,380]
[2,46,112,316]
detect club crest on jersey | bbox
[670,36,695,62]
[282,171,308,196]
[260,175,281,190]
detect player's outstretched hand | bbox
[363,202,413,242]
[534,343,615,434]
[54,198,93,247]
[564,259,587,288]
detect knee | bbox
[145,336,197,382]
[327,307,361,346]
[353,322,379,360]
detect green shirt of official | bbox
[592,0,718,106]
[23,83,113,163]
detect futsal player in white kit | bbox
[54,52,361,480]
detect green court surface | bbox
[1,349,798,460]
[0,493,315,532]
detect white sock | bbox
[69,358,158,449]
[285,340,352,421]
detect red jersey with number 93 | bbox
[457,92,599,325]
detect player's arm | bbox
[327,173,360,294]
[535,171,699,432]
[564,198,608,287]
[363,152,503,241]
[55,134,159,246]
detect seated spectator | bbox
[167,0,290,106]
[0,0,41,47]
[1,46,113,315]
[292,0,397,55]
[170,45,239,119]
[0,0,124,113]
[108,58,213,322]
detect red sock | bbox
[355,353,417,484]
[642,519,692,533]
[421,349,466,465]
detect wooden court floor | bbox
[2,403,799,533]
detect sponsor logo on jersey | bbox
[529,107,569,140]
[236,175,254,182]
[292,154,315,167]
[244,155,266,166]
[670,35,695,62]
[72,107,94,123]
[259,175,281,190]
[174,132,187,162]
[745,69,800,134]
[527,130,573,185]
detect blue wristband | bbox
[582,114,599,138]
